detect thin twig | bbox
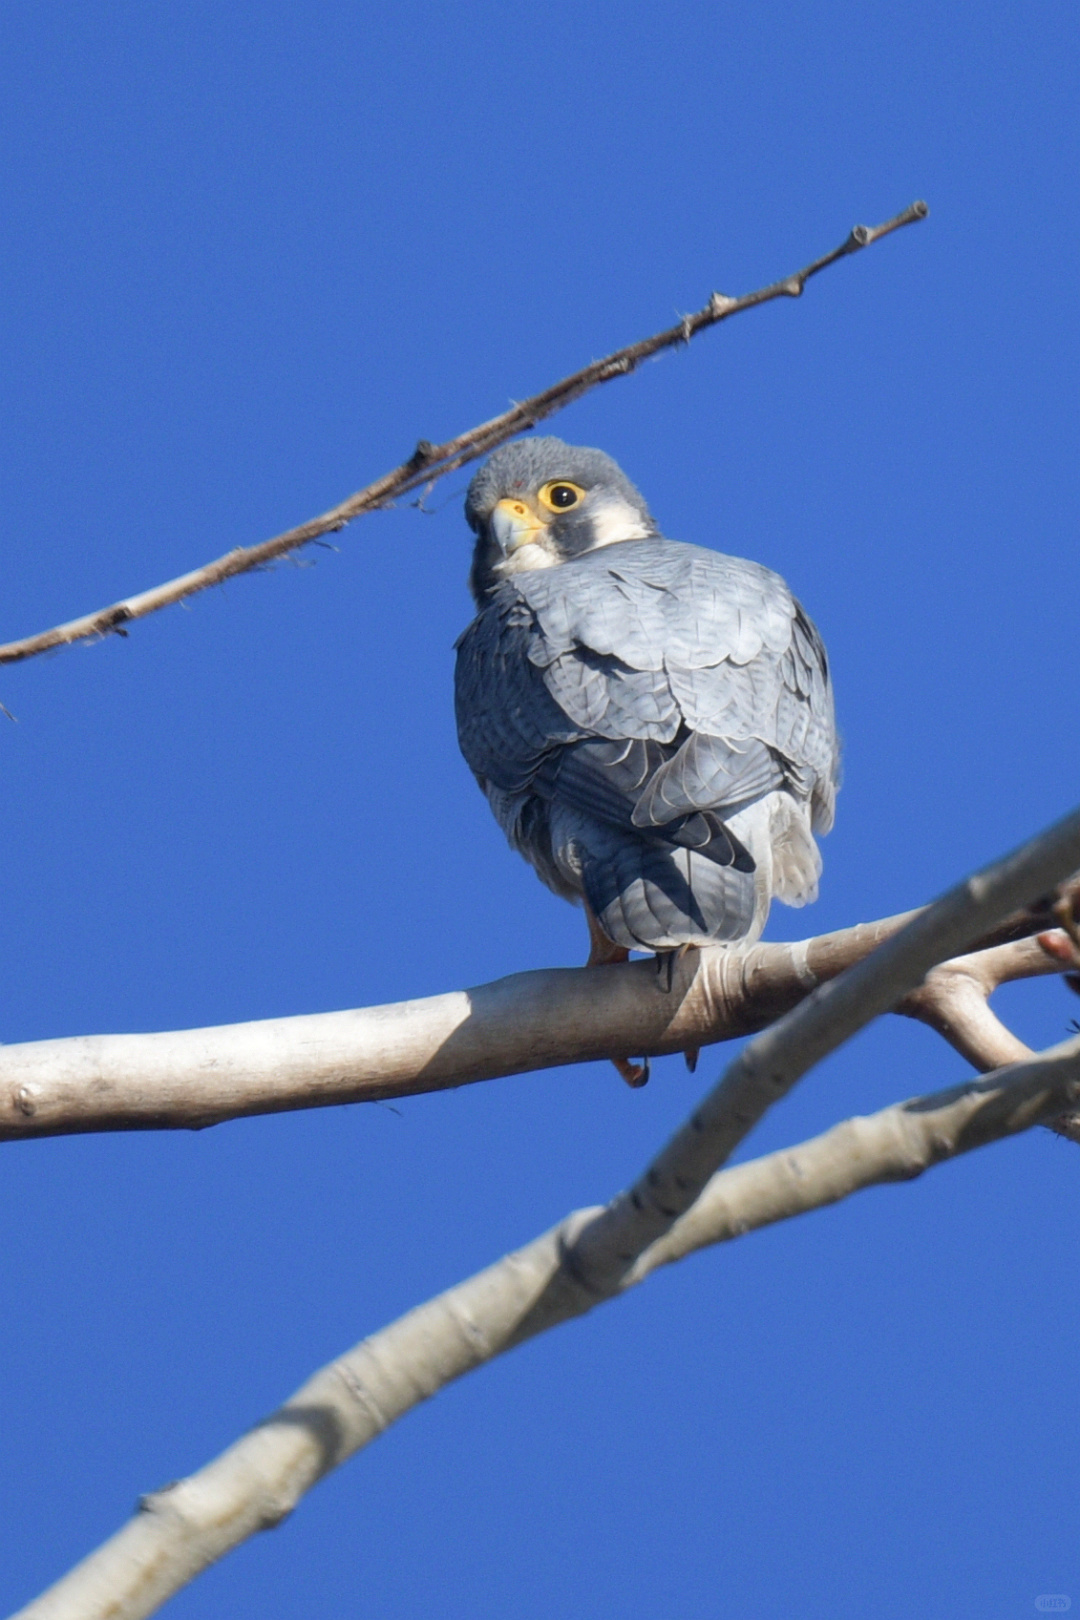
[14,1033,1079,1620]
[0,202,927,668]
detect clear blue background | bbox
[2,4,1078,1617]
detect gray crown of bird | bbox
[455,436,839,1083]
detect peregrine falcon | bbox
[455,437,839,1082]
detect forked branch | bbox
[0,202,926,668]
[14,1039,1080,1620]
[9,807,1080,1620]
[901,927,1080,1141]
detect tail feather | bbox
[580,833,758,951]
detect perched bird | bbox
[455,436,839,1083]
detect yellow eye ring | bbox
[538,480,585,513]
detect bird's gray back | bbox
[499,539,838,827]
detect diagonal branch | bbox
[14,1033,1080,1620]
[12,810,1080,1619]
[0,202,927,667]
[535,804,1080,1297]
[628,1034,1080,1281]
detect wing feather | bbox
[455,536,839,946]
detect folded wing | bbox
[454,538,839,949]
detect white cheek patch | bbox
[586,496,652,549]
[492,534,561,577]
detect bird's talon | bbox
[614,1055,650,1088]
[684,1046,699,1073]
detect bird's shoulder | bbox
[505,536,800,673]
[455,537,835,768]
[454,589,584,786]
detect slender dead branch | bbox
[14,1033,1079,1620]
[0,202,927,668]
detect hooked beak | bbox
[491,497,545,555]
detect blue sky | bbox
[2,4,1079,1616]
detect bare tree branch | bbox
[0,910,913,1139]
[628,1034,1080,1280]
[898,929,1080,1144]
[901,936,1053,1071]
[11,810,1079,1617]
[532,805,1080,1298]
[0,202,927,668]
[14,1031,1079,1620]
[1,878,1075,1145]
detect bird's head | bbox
[465,436,657,601]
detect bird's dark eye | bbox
[539,480,585,512]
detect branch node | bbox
[137,1480,180,1513]
[406,439,438,472]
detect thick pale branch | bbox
[0,916,915,1141]
[630,1034,1080,1279]
[0,889,1074,1145]
[0,202,926,667]
[560,806,1080,1294]
[13,816,1079,1618]
[15,1035,1080,1620]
